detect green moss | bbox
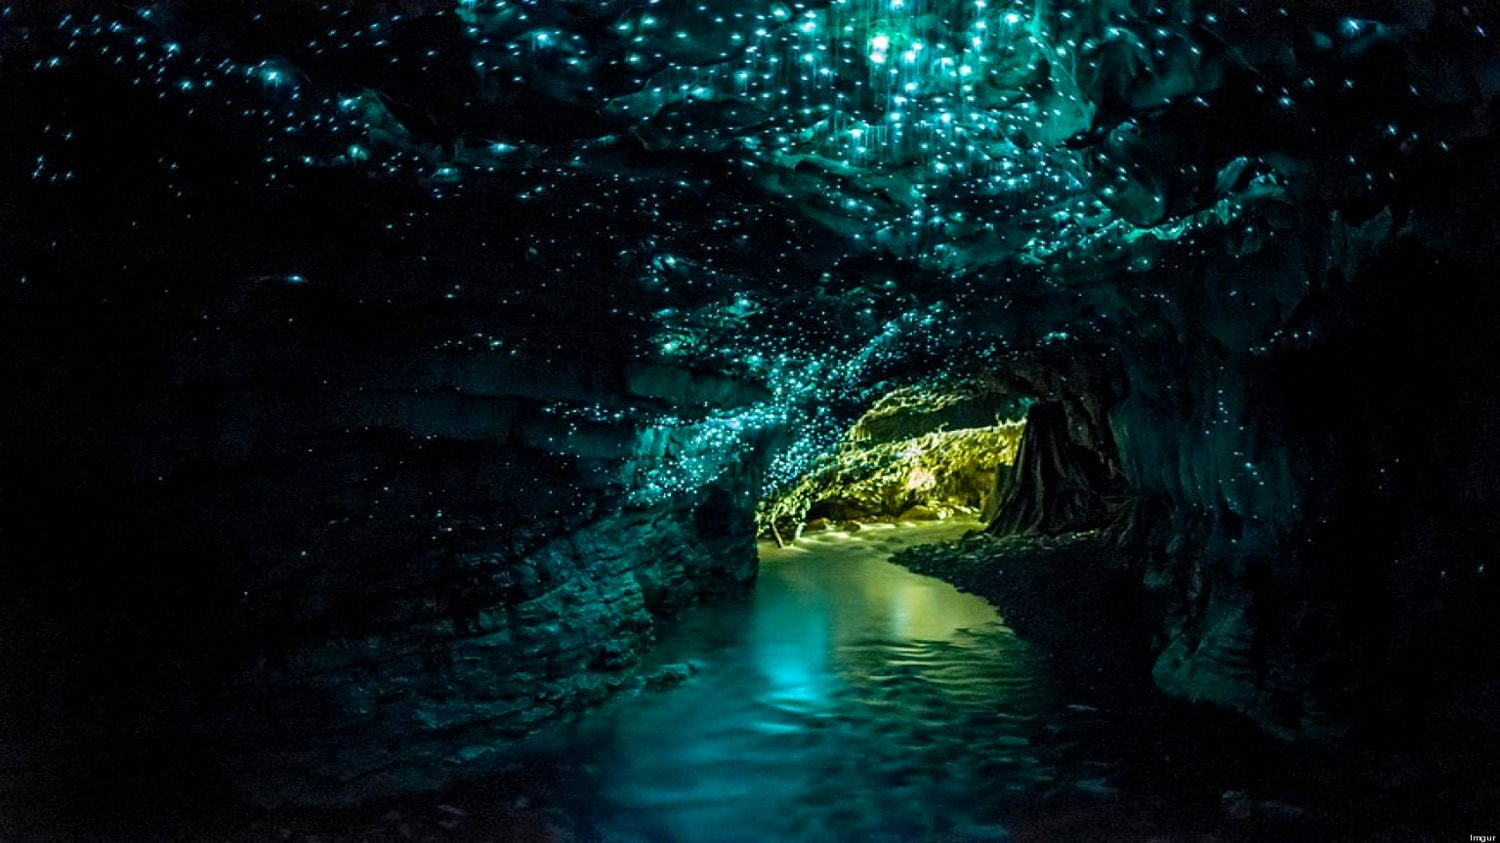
[759,405,1022,539]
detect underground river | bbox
[509,520,1074,840]
[89,522,1360,840]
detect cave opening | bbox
[754,342,1135,551]
[756,379,1030,546]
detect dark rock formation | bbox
[985,401,1111,537]
[222,495,758,805]
[0,277,773,805]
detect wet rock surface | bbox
[0,316,774,815]
[895,531,1155,697]
[893,530,1500,840]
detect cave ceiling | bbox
[6,0,1495,496]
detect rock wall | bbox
[222,492,759,805]
[0,275,773,805]
[1098,218,1500,739]
[965,1,1500,741]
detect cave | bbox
[3,0,1500,838]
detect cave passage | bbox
[758,382,1029,543]
[503,521,1058,841]
[6,0,1500,835]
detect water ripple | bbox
[527,522,1063,841]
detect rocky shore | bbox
[893,530,1158,697]
[890,529,1500,841]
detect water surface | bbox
[529,521,1059,841]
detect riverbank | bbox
[888,527,1500,841]
[11,523,1492,841]
[893,529,1157,698]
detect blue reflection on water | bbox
[527,521,1056,841]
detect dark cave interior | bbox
[3,0,1500,839]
